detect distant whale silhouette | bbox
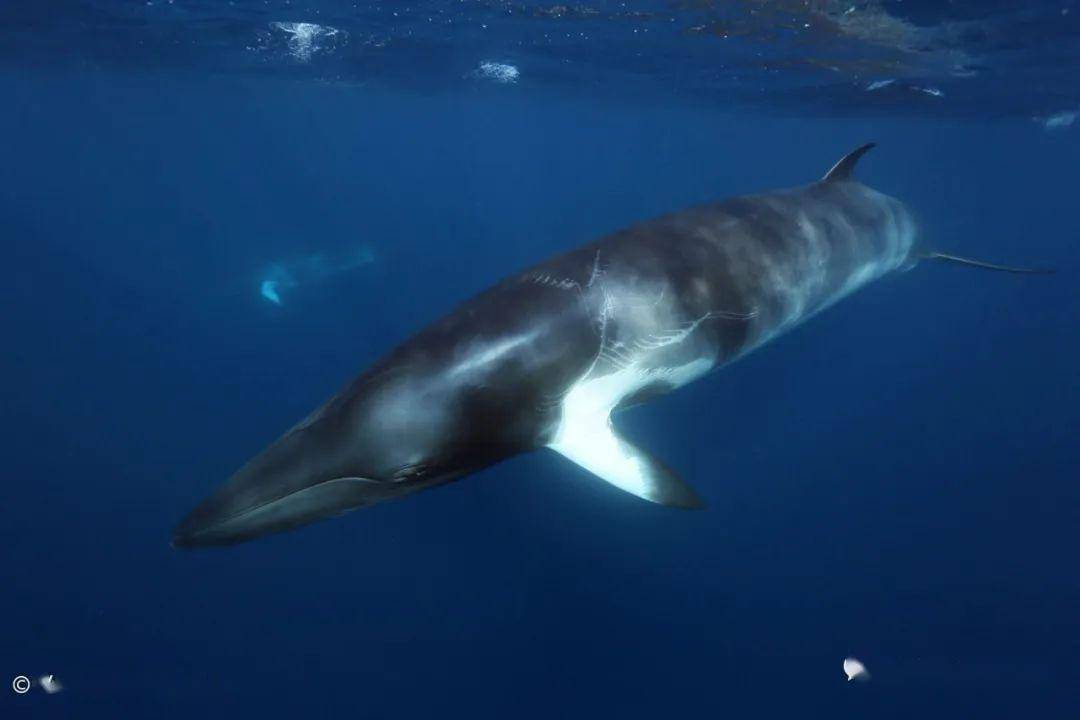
[259,245,376,306]
[173,144,1049,548]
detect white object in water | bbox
[260,279,283,306]
[474,61,520,84]
[915,86,945,97]
[1041,109,1078,130]
[270,22,344,62]
[843,656,871,682]
[39,674,63,694]
[865,79,895,91]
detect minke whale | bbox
[259,244,376,306]
[173,144,1048,548]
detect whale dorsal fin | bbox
[548,419,704,509]
[822,142,876,182]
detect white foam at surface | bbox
[474,61,520,84]
[270,22,345,62]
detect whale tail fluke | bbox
[924,251,1055,275]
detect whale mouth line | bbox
[172,476,383,548]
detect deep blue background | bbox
[2,72,1078,717]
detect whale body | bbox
[173,144,1041,548]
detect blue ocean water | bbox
[2,1,1078,718]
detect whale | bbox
[173,144,1047,548]
[259,244,377,306]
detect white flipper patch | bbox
[549,414,703,509]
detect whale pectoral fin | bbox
[548,420,704,509]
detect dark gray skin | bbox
[173,145,1037,548]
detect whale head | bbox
[171,398,445,549]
